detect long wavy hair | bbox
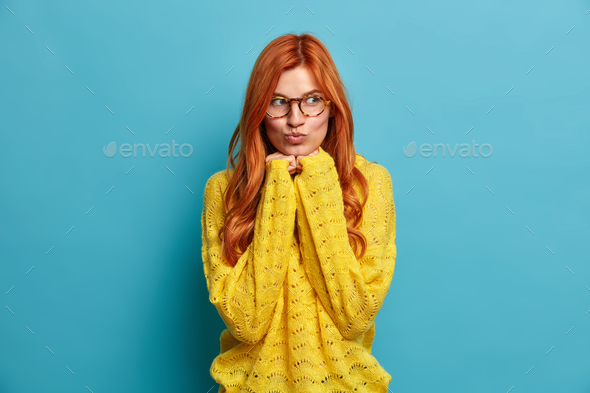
[219,33,370,267]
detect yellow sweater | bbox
[201,146,397,392]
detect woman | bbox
[201,33,397,392]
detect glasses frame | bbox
[265,94,332,118]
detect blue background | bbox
[1,0,589,392]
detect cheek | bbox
[311,117,330,137]
[264,120,285,145]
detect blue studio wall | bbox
[1,0,589,392]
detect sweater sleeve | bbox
[293,147,396,340]
[201,159,297,344]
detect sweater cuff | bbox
[266,158,290,171]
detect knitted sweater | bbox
[201,146,397,393]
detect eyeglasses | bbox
[266,94,332,118]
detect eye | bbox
[271,98,287,105]
[304,96,320,104]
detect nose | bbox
[287,101,305,127]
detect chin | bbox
[281,145,314,156]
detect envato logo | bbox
[103,141,193,158]
[403,141,493,158]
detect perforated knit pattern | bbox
[201,146,397,393]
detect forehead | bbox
[274,66,322,96]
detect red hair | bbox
[220,33,370,267]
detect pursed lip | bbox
[285,132,307,137]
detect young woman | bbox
[201,33,397,392]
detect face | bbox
[262,65,334,157]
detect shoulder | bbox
[354,153,392,187]
[354,154,394,211]
[206,169,231,186]
[204,168,234,199]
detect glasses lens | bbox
[301,96,325,116]
[268,97,289,117]
[267,96,325,117]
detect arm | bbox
[293,147,397,340]
[201,159,297,344]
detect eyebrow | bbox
[272,89,323,97]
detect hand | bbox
[265,152,298,175]
[294,148,320,174]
